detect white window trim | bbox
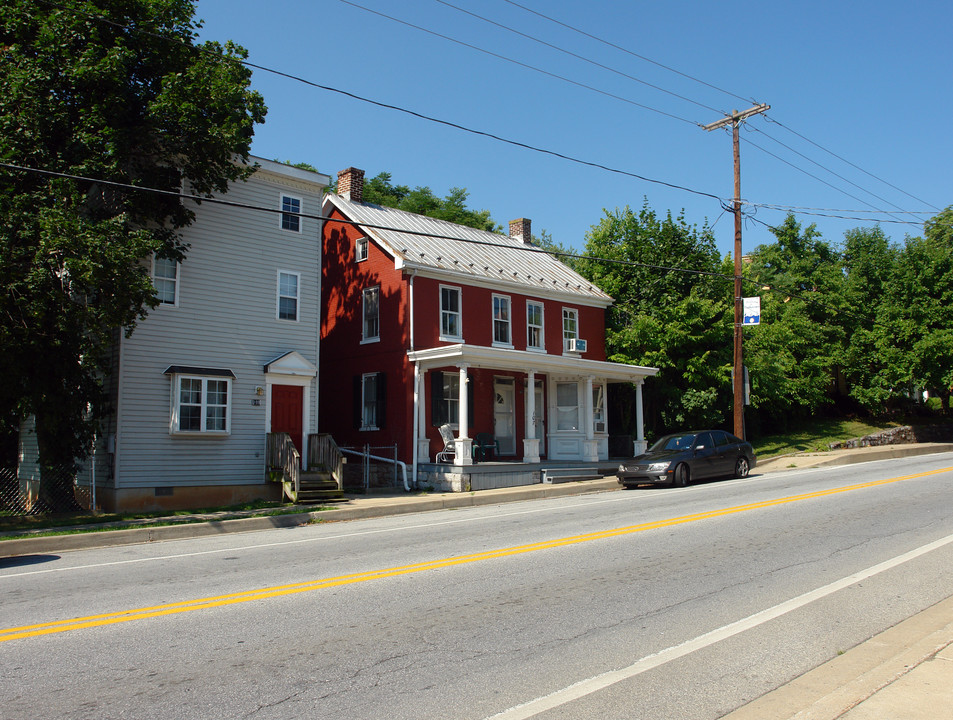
[355,237,368,262]
[169,374,232,435]
[526,300,545,352]
[277,270,300,322]
[361,373,379,431]
[362,285,380,343]
[280,194,302,233]
[555,380,580,432]
[439,284,463,342]
[562,307,579,353]
[491,293,513,348]
[152,256,179,307]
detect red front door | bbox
[271,385,304,457]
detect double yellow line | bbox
[3,467,949,643]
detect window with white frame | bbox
[355,237,368,262]
[362,286,380,342]
[440,285,462,339]
[280,194,301,232]
[556,381,579,431]
[277,271,299,321]
[562,308,579,351]
[442,373,460,427]
[592,383,606,433]
[492,294,511,346]
[167,371,232,434]
[153,256,179,306]
[527,301,544,350]
[361,373,380,430]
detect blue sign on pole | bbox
[742,297,761,326]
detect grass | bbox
[749,417,901,459]
[0,498,330,539]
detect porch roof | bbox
[407,344,657,383]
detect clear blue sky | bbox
[195,0,951,257]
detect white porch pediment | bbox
[263,350,318,378]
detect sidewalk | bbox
[3,442,953,719]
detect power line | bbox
[432,0,727,117]
[741,134,923,230]
[500,0,759,107]
[763,114,941,212]
[338,0,702,126]
[746,122,929,227]
[0,160,881,330]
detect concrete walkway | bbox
[3,442,953,719]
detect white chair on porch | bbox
[436,423,456,463]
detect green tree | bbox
[574,204,731,438]
[335,171,501,232]
[884,208,953,412]
[0,0,266,507]
[744,215,844,430]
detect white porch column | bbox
[523,370,540,463]
[582,376,599,461]
[454,364,472,465]
[415,364,430,460]
[634,379,648,455]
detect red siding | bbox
[320,207,609,463]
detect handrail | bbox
[307,433,344,491]
[340,447,411,492]
[266,433,300,500]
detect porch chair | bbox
[436,423,456,463]
[472,432,499,463]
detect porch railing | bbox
[265,432,300,499]
[307,433,345,491]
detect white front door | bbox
[494,378,515,455]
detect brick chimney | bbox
[337,167,365,202]
[509,217,532,245]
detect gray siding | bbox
[113,161,326,488]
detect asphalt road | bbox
[3,453,953,719]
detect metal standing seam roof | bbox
[324,193,613,305]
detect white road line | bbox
[485,531,953,719]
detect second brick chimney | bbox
[337,167,365,202]
[509,217,532,245]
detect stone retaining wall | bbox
[829,424,953,449]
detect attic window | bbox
[355,237,368,262]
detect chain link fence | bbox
[0,466,95,518]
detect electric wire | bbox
[0,160,882,330]
[338,0,702,126]
[740,133,923,230]
[500,0,758,107]
[431,0,727,117]
[25,2,936,234]
[746,122,929,226]
[764,114,941,212]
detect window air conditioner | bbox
[568,338,587,353]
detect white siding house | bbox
[95,158,330,511]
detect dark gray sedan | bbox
[616,430,756,488]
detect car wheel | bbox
[734,457,750,478]
[674,463,690,487]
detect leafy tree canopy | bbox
[0,0,266,487]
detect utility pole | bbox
[703,103,769,440]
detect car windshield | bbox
[651,433,697,452]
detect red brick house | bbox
[320,167,657,491]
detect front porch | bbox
[416,458,624,493]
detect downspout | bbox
[409,269,418,490]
